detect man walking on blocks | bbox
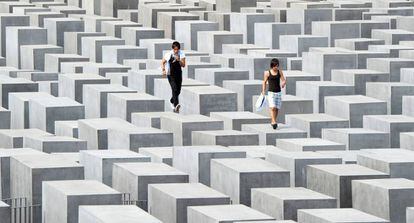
[161,41,186,113]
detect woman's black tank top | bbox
[268,69,281,93]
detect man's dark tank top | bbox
[268,69,281,93]
[169,54,182,76]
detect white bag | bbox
[255,93,267,112]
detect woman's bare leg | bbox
[270,107,276,124]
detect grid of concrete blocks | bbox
[0,0,412,222]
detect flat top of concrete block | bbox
[401,132,414,137]
[235,221,294,223]
[86,63,130,69]
[212,158,288,173]
[123,26,163,31]
[358,149,414,162]
[281,94,313,101]
[114,162,187,176]
[162,114,222,123]
[131,111,175,119]
[108,92,162,100]
[253,187,335,200]
[46,54,89,59]
[325,95,385,104]
[266,150,343,160]
[12,154,81,168]
[222,80,262,85]
[373,29,414,34]
[0,148,44,158]
[297,81,354,87]
[113,125,171,135]
[80,150,149,159]
[184,85,237,94]
[277,138,344,146]
[44,180,121,196]
[227,146,274,159]
[9,92,53,101]
[79,205,162,223]
[298,208,388,222]
[149,183,229,199]
[284,70,320,77]
[0,201,9,207]
[334,69,388,75]
[55,120,78,128]
[25,135,84,142]
[60,73,108,80]
[211,111,269,119]
[51,153,79,163]
[79,118,130,129]
[243,124,307,134]
[44,17,82,22]
[0,128,51,137]
[193,130,257,136]
[287,113,349,122]
[198,31,243,36]
[367,82,414,88]
[175,20,217,25]
[195,67,248,73]
[139,147,172,157]
[0,76,36,84]
[355,178,414,190]
[188,204,274,221]
[84,84,136,93]
[308,164,388,176]
[155,78,209,87]
[158,11,199,16]
[316,150,364,163]
[174,145,240,153]
[323,128,387,134]
[102,20,140,25]
[364,115,414,123]
[30,97,83,107]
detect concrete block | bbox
[127,69,162,95]
[101,20,141,38]
[107,93,164,122]
[227,145,279,159]
[175,20,218,50]
[44,54,90,73]
[331,69,389,95]
[281,71,320,96]
[286,114,350,138]
[266,149,342,187]
[83,62,131,77]
[0,14,30,57]
[325,95,387,128]
[255,23,302,49]
[23,135,86,153]
[10,154,83,207]
[192,130,259,146]
[312,21,361,46]
[173,145,245,185]
[42,180,122,223]
[81,36,125,63]
[233,56,272,80]
[188,204,275,223]
[297,208,389,223]
[251,187,336,221]
[79,150,150,186]
[121,26,164,46]
[101,45,147,64]
[139,38,183,59]
[112,162,188,210]
[5,26,47,68]
[334,38,385,51]
[364,115,414,148]
[279,35,328,56]
[216,0,257,12]
[55,121,79,138]
[367,58,414,82]
[140,147,173,166]
[83,84,137,119]
[307,164,389,208]
[211,158,290,205]
[357,149,414,180]
[230,13,275,44]
[157,12,199,39]
[353,178,414,223]
[58,73,110,103]
[148,183,230,223]
[276,138,346,152]
[107,124,173,151]
[372,29,414,45]
[322,128,390,150]
[20,44,63,71]
[0,148,44,199]
[180,86,237,115]
[296,81,354,113]
[160,114,224,146]
[223,80,262,111]
[28,12,65,28]
[242,124,307,145]
[44,18,84,47]
[286,8,333,34]
[210,112,269,131]
[79,205,162,223]
[29,97,84,134]
[0,201,9,223]
[198,31,243,54]
[302,49,357,81]
[366,82,414,114]
[63,32,105,55]
[400,132,414,150]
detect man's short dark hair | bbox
[172,41,181,49]
[270,58,279,68]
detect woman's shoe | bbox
[271,123,278,129]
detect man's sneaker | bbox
[175,104,181,113]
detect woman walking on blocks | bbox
[261,58,286,129]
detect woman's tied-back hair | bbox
[270,58,279,68]
[172,41,181,49]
